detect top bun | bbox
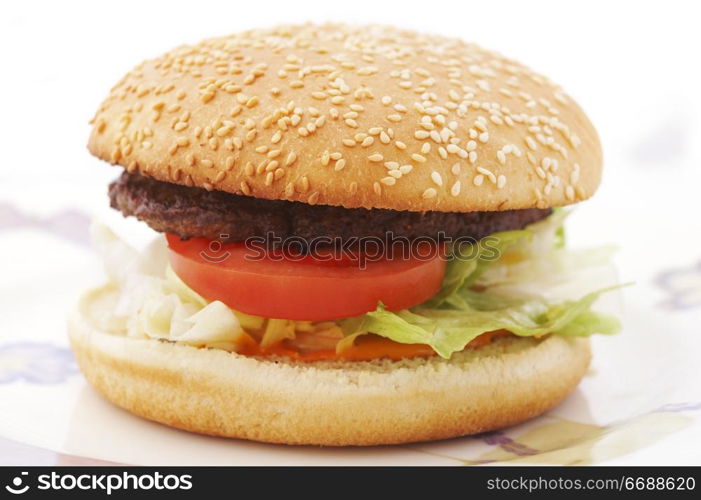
[88,24,602,212]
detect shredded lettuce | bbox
[93,224,251,350]
[339,210,624,358]
[93,223,332,350]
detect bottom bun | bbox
[68,286,591,446]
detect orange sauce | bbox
[238,330,511,362]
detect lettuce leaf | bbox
[339,211,624,358]
[423,229,530,308]
[339,287,620,358]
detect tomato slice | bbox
[166,235,446,321]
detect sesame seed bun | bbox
[68,285,591,446]
[88,23,601,212]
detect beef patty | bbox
[109,172,551,243]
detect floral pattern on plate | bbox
[0,342,79,384]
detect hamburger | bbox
[70,23,621,446]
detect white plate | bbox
[1,209,700,465]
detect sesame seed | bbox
[451,181,461,196]
[255,160,268,175]
[284,182,295,197]
[285,152,297,167]
[431,171,443,186]
[422,188,437,199]
[473,174,484,186]
[571,164,581,184]
[381,176,396,186]
[216,125,233,136]
[415,130,430,140]
[411,153,427,163]
[497,175,507,188]
[368,153,384,162]
[566,185,575,201]
[477,167,496,183]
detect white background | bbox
[1,0,700,465]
